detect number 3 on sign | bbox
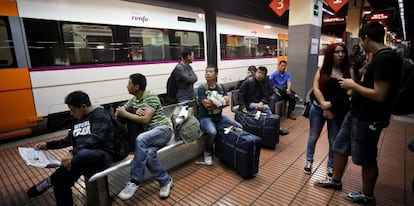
[277,0,284,9]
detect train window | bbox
[220,34,278,59]
[24,18,204,67]
[173,31,204,59]
[128,28,167,61]
[220,34,255,58]
[63,24,114,64]
[24,19,68,67]
[0,17,16,68]
[258,38,278,57]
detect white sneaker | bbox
[204,155,213,166]
[327,167,334,177]
[159,177,173,199]
[118,181,139,200]
[304,161,312,174]
[195,155,213,166]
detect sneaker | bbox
[288,114,297,120]
[295,94,304,104]
[314,178,342,190]
[27,177,52,198]
[343,191,376,205]
[195,155,213,166]
[204,155,213,166]
[327,167,334,177]
[159,177,173,199]
[304,161,312,174]
[118,181,139,200]
[279,127,289,135]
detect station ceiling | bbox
[152,0,412,42]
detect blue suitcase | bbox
[216,127,261,178]
[235,111,280,149]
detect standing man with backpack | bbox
[314,22,402,205]
[117,73,174,200]
[166,48,198,104]
[26,91,116,205]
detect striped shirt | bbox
[124,91,172,130]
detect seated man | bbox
[197,66,243,166]
[269,60,298,120]
[27,91,116,205]
[236,65,257,89]
[117,73,173,200]
[238,66,289,135]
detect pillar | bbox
[288,0,323,98]
[346,0,364,47]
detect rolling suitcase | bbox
[216,126,261,178]
[235,111,280,149]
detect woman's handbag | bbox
[302,89,314,118]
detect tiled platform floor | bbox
[1,106,413,206]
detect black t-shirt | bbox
[351,48,402,122]
[324,77,350,120]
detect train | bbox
[0,0,340,140]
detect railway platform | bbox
[1,106,413,205]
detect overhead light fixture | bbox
[322,8,335,16]
[363,11,372,15]
[264,25,272,29]
[198,13,205,20]
[398,0,406,40]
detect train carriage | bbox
[0,0,293,140]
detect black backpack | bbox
[166,71,177,104]
[392,57,414,115]
[108,112,131,161]
[378,50,414,115]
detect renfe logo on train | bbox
[131,15,148,23]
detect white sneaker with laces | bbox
[327,167,334,177]
[204,155,213,165]
[160,177,173,199]
[304,161,312,174]
[118,181,139,200]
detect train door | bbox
[277,33,288,63]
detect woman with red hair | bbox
[304,43,351,177]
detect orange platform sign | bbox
[269,0,290,17]
[326,0,348,13]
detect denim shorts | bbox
[333,112,383,167]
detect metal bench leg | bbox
[275,101,287,117]
[86,177,111,206]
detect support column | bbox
[205,9,217,68]
[346,0,364,47]
[288,0,323,98]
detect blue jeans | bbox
[130,125,172,186]
[248,103,272,114]
[305,104,340,168]
[51,149,112,206]
[200,115,243,156]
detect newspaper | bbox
[18,147,61,168]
